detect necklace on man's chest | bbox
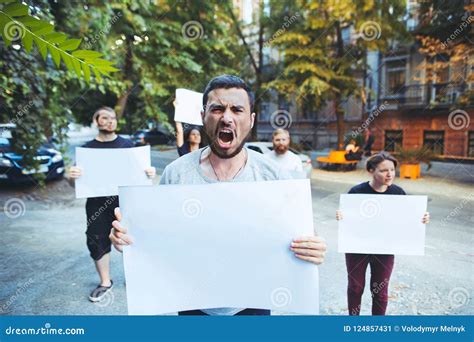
[208,150,247,181]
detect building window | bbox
[278,96,290,111]
[385,59,407,95]
[468,131,474,157]
[423,130,444,155]
[384,130,403,152]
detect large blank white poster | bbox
[120,179,319,315]
[75,146,151,198]
[338,194,427,255]
[174,88,203,126]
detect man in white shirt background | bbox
[265,128,303,175]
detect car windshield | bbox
[0,137,11,146]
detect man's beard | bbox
[204,128,250,159]
[274,144,289,155]
[98,128,115,134]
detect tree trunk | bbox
[251,3,265,140]
[114,34,134,132]
[335,99,345,150]
[228,2,262,140]
[334,20,345,150]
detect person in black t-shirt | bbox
[69,106,156,303]
[336,152,429,315]
[175,121,201,157]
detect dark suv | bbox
[131,129,175,146]
[0,136,65,183]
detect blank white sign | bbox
[174,88,203,126]
[75,146,152,198]
[120,179,319,315]
[338,194,427,255]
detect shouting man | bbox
[110,75,326,315]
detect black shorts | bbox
[85,196,119,260]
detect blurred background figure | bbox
[175,121,202,157]
[345,139,362,161]
[265,128,303,173]
[363,128,375,157]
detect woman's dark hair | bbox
[366,152,398,172]
[183,125,201,144]
[202,74,255,112]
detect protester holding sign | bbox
[173,89,204,156]
[265,128,303,174]
[336,152,429,315]
[175,121,201,157]
[69,107,156,303]
[110,75,327,315]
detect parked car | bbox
[0,125,65,183]
[131,129,175,146]
[245,141,312,178]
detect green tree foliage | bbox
[264,0,408,148]
[0,1,118,83]
[50,1,244,131]
[0,0,245,175]
[414,1,473,107]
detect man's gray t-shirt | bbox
[159,147,291,315]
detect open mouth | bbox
[217,129,234,148]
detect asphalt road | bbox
[0,148,472,315]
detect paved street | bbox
[0,148,473,315]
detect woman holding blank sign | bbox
[175,121,202,157]
[336,152,429,315]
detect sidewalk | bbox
[1,152,472,316]
[311,165,474,199]
[309,151,473,193]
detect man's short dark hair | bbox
[202,75,255,112]
[92,106,115,123]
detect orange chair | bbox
[316,150,358,171]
